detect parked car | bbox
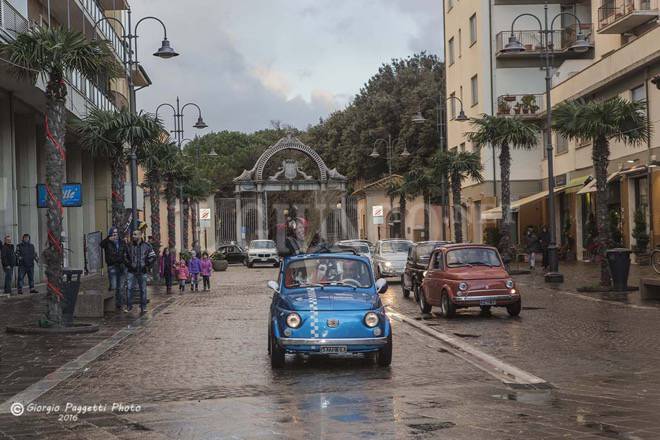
[267,252,392,368]
[373,239,413,279]
[246,239,279,268]
[336,240,373,265]
[419,244,521,317]
[402,241,450,301]
[215,244,247,264]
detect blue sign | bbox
[37,183,83,208]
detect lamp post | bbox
[93,12,179,232]
[370,135,411,176]
[411,95,469,240]
[501,2,590,283]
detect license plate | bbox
[320,346,347,353]
[480,299,496,306]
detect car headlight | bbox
[458,282,468,291]
[286,312,301,328]
[505,279,514,289]
[364,312,379,328]
[384,261,392,268]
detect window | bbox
[460,142,466,152]
[469,13,477,45]
[448,37,455,65]
[447,0,453,11]
[631,84,645,102]
[470,75,478,106]
[458,29,462,58]
[449,92,456,119]
[556,132,568,155]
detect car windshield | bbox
[339,242,370,254]
[284,257,372,289]
[446,248,501,267]
[250,240,275,249]
[416,243,438,261]
[381,241,412,254]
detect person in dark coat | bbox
[1,235,16,294]
[101,227,127,311]
[524,227,541,270]
[123,230,156,314]
[16,234,38,294]
[539,225,550,270]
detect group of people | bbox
[158,248,213,293]
[523,225,551,270]
[1,234,39,295]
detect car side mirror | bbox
[375,278,388,294]
[267,280,279,293]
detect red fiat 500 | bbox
[419,244,521,318]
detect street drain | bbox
[522,306,545,310]
[407,422,455,432]
[453,332,480,338]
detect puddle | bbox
[453,332,480,338]
[407,422,455,433]
[492,390,555,406]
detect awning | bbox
[576,172,621,195]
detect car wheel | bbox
[247,262,253,268]
[507,299,522,317]
[480,305,492,315]
[413,282,420,303]
[377,333,392,367]
[270,329,285,368]
[267,325,272,354]
[419,288,432,314]
[401,276,410,298]
[441,292,456,318]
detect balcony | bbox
[0,0,29,42]
[77,0,127,63]
[496,94,546,119]
[597,0,659,34]
[496,24,594,60]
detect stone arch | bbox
[254,135,328,181]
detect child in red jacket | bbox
[176,254,189,293]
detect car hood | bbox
[249,248,277,253]
[446,266,509,280]
[279,289,380,311]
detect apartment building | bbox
[0,0,139,279]
[445,0,659,260]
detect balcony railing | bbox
[496,94,546,118]
[496,25,594,56]
[0,0,29,40]
[597,0,659,32]
[79,0,126,62]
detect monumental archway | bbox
[232,134,351,245]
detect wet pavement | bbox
[1,263,660,439]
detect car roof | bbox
[378,239,413,243]
[436,243,498,251]
[414,241,451,247]
[284,253,370,264]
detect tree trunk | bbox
[182,197,190,250]
[191,201,198,250]
[498,143,512,261]
[148,171,161,251]
[42,74,67,326]
[165,179,176,249]
[451,172,463,243]
[593,136,611,287]
[399,194,406,240]
[423,191,430,241]
[110,157,126,235]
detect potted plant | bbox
[513,102,522,115]
[211,252,229,271]
[632,209,650,265]
[521,94,537,115]
[497,99,511,115]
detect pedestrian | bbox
[176,254,189,293]
[159,247,176,294]
[524,226,540,270]
[200,252,212,291]
[123,230,156,314]
[539,225,550,270]
[16,234,39,294]
[188,251,201,291]
[100,227,126,311]
[284,223,302,256]
[1,235,16,294]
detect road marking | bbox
[0,296,177,414]
[387,307,551,389]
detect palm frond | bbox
[467,114,539,150]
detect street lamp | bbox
[156,97,208,151]
[93,12,179,232]
[370,135,410,175]
[502,3,590,283]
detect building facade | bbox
[445,0,659,260]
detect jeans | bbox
[17,266,34,290]
[3,266,13,293]
[190,273,199,290]
[126,271,148,310]
[528,252,536,268]
[202,275,210,290]
[178,279,186,291]
[108,265,125,308]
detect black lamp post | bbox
[93,11,179,232]
[370,135,411,176]
[501,2,590,283]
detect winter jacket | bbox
[525,232,541,253]
[176,262,189,280]
[538,230,550,249]
[159,254,176,277]
[200,259,212,277]
[16,242,38,268]
[101,237,126,267]
[1,244,16,268]
[123,241,156,274]
[188,257,202,275]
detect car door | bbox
[404,246,415,289]
[425,251,445,305]
[227,246,239,263]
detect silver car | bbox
[246,239,279,268]
[336,240,374,266]
[373,239,413,279]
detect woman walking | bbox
[159,248,176,294]
[524,226,540,270]
[200,252,212,291]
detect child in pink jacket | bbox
[176,254,189,293]
[200,252,213,291]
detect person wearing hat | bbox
[100,227,127,311]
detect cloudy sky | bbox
[131,0,443,134]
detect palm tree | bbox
[184,176,213,251]
[433,150,483,243]
[162,154,190,250]
[468,115,538,260]
[554,97,650,286]
[0,26,118,326]
[76,109,162,233]
[402,168,433,240]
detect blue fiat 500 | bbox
[267,253,391,368]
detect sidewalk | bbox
[0,274,172,403]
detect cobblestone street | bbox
[2,264,660,439]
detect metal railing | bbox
[79,0,126,62]
[496,94,545,118]
[496,25,594,54]
[598,0,658,30]
[66,69,117,112]
[0,0,29,38]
